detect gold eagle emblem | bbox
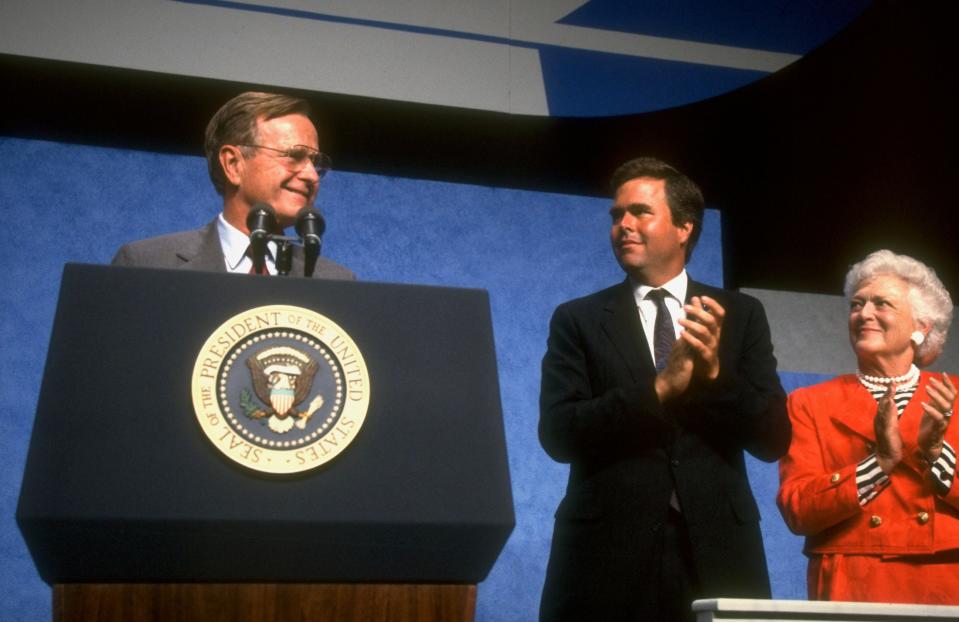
[244,346,323,433]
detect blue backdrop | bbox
[1,136,810,620]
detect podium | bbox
[17,264,515,621]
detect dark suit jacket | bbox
[111,218,355,280]
[538,279,790,621]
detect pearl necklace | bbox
[856,364,920,392]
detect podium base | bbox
[53,583,477,622]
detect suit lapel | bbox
[176,218,228,271]
[601,280,655,381]
[828,377,878,441]
[896,375,928,456]
[828,374,930,446]
[686,278,718,307]
[686,279,704,303]
[290,245,307,276]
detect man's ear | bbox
[220,145,245,187]
[677,220,693,247]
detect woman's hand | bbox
[875,383,903,474]
[918,373,956,463]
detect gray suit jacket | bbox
[111,218,355,280]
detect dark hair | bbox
[610,157,705,260]
[204,92,312,195]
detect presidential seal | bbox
[191,305,370,474]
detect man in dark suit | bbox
[538,157,790,621]
[112,91,353,280]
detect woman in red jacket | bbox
[778,250,959,603]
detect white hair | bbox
[844,250,954,365]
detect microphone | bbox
[295,207,326,278]
[246,203,277,275]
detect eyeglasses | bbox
[238,143,332,177]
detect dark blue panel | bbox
[755,370,834,600]
[558,0,871,54]
[539,46,765,116]
[780,370,834,393]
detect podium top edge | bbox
[62,262,493,297]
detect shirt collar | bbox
[631,269,689,306]
[217,213,278,272]
[217,213,253,271]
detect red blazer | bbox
[778,373,959,555]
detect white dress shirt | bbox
[631,270,689,367]
[217,213,277,275]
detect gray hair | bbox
[844,250,954,365]
[204,92,312,196]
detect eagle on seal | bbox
[246,346,322,433]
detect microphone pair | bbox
[246,204,326,277]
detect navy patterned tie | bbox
[648,289,683,512]
[647,289,675,371]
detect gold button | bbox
[830,473,840,484]
[918,512,930,525]
[870,515,882,527]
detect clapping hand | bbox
[678,295,725,380]
[655,295,726,403]
[655,338,694,403]
[918,373,956,463]
[875,383,903,474]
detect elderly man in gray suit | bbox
[112,91,353,280]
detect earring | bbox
[911,331,925,346]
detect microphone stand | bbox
[247,203,277,276]
[275,240,293,276]
[303,239,320,279]
[257,235,298,276]
[246,205,324,277]
[295,208,326,279]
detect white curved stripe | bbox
[257,0,801,71]
[0,0,800,116]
